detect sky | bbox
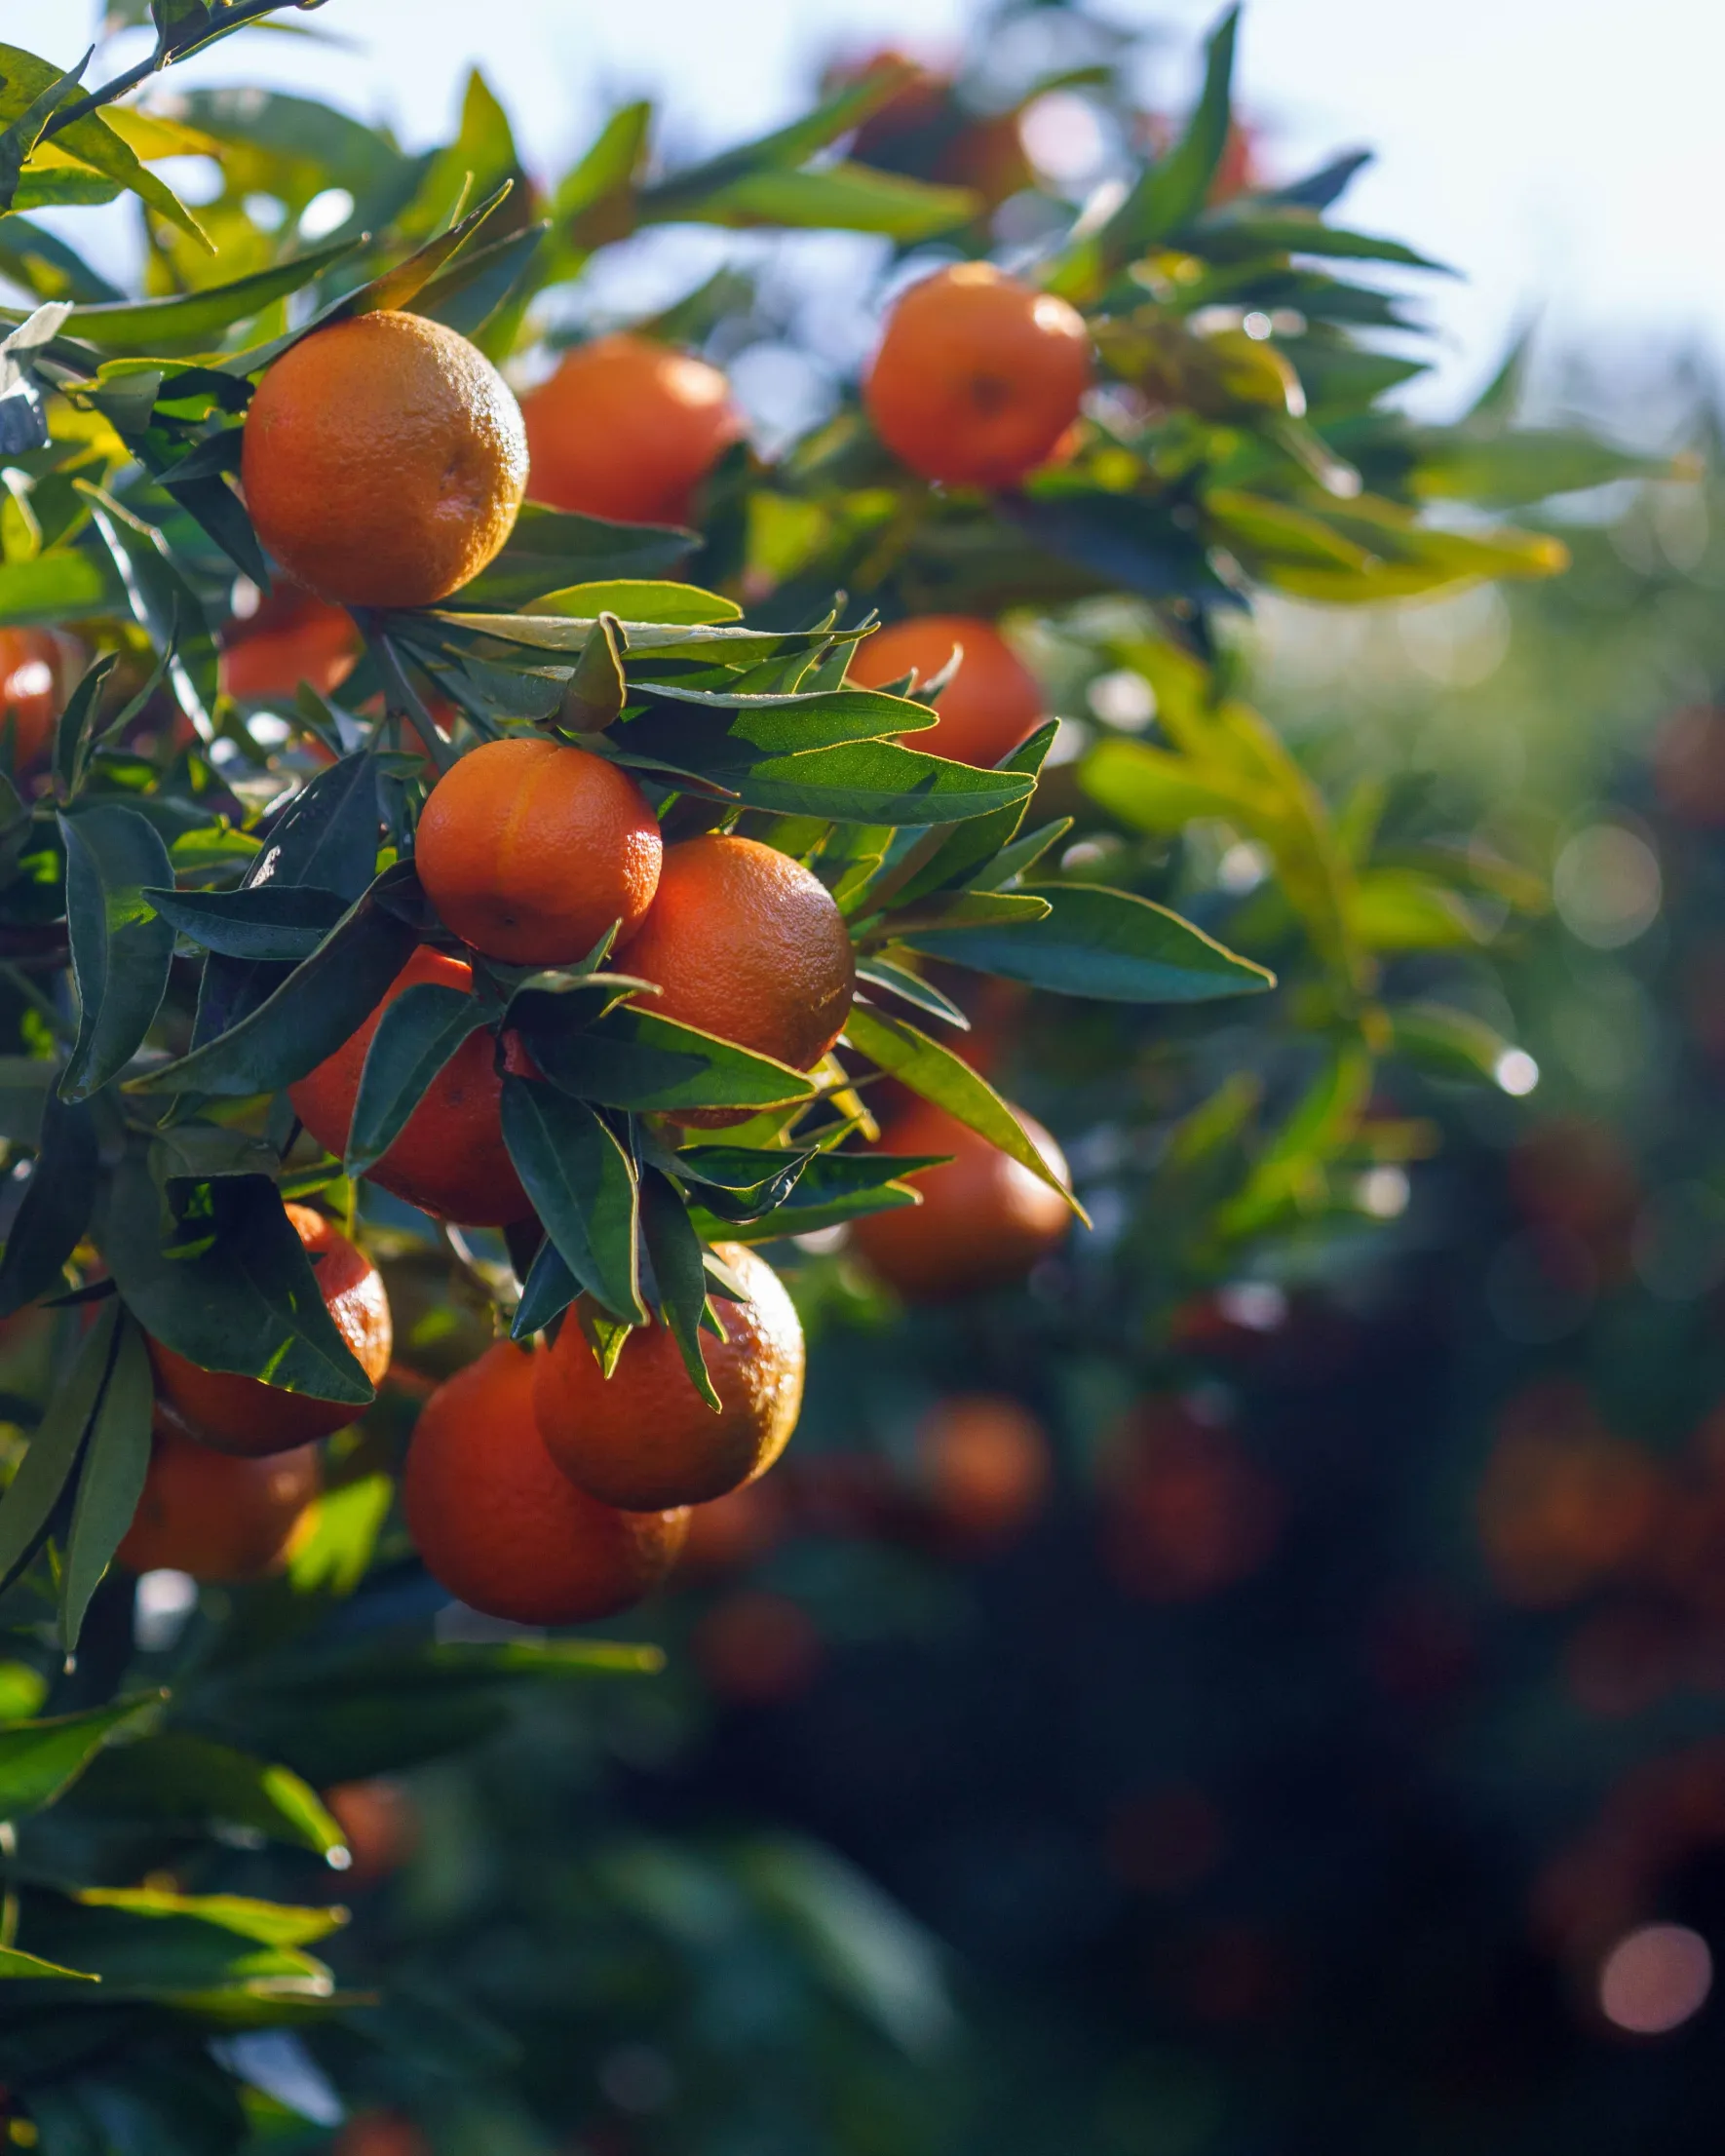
[9,0,1725,424]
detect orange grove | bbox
[147,1204,391,1455]
[241,310,527,609]
[0,627,79,769]
[402,1339,688,1624]
[219,583,359,704]
[852,1094,1071,1300]
[535,1240,806,1511]
[846,614,1045,767]
[116,1423,321,1581]
[415,735,663,966]
[863,263,1091,487]
[623,834,856,1089]
[521,332,745,525]
[289,946,533,1227]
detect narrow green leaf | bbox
[452,503,695,607]
[50,651,116,802]
[499,1077,644,1325]
[613,735,1032,827]
[67,1734,346,1858]
[0,1944,98,1980]
[511,1236,577,1341]
[516,999,814,1116]
[559,609,627,731]
[843,1004,1082,1215]
[346,981,492,1176]
[532,579,740,626]
[57,236,364,355]
[78,483,217,737]
[59,1313,152,1651]
[0,1090,97,1318]
[59,803,175,1098]
[144,882,349,962]
[639,1167,718,1409]
[0,1689,161,1821]
[0,1294,118,1596]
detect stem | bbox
[42,0,294,139]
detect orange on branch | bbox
[535,1241,805,1511]
[521,332,745,525]
[415,735,662,965]
[623,834,855,1084]
[852,1095,1071,1300]
[116,1423,321,1581]
[402,1340,687,1624]
[288,946,532,1226]
[863,263,1091,487]
[146,1205,390,1455]
[241,310,527,609]
[0,627,80,769]
[847,614,1044,766]
[219,583,359,703]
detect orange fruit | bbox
[146,1204,390,1455]
[535,1240,805,1510]
[116,1423,321,1581]
[677,1477,789,1580]
[846,614,1043,766]
[402,1340,687,1623]
[414,736,662,965]
[241,309,527,609]
[219,583,359,703]
[521,332,745,525]
[623,834,856,1078]
[863,263,1091,487]
[0,627,79,768]
[914,1392,1052,1547]
[851,1096,1070,1299]
[323,1778,419,1886]
[693,1589,823,1704]
[288,946,532,1226]
[331,2115,431,2156]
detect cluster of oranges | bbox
[75,266,1095,1626]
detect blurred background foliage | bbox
[1,0,1722,2151]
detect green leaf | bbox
[454,502,695,607]
[0,1944,98,1980]
[1389,1001,1521,1085]
[0,1690,161,1821]
[639,1167,718,1409]
[59,1313,152,1650]
[139,869,418,1097]
[1407,425,1675,509]
[79,483,218,738]
[516,999,814,1117]
[1192,206,1449,272]
[145,881,349,962]
[0,215,123,305]
[512,1235,577,1340]
[56,236,364,356]
[346,981,493,1176]
[553,98,651,225]
[498,1077,645,1325]
[533,579,740,626]
[900,882,1275,1002]
[411,220,545,341]
[0,1298,118,1595]
[1097,5,1238,259]
[852,955,970,1031]
[623,681,931,758]
[98,1155,375,1406]
[0,1089,97,1318]
[322,176,516,324]
[150,1120,281,1189]
[1350,866,1490,951]
[560,608,627,730]
[670,161,977,240]
[67,1734,346,1859]
[621,736,1033,827]
[843,1004,1081,1214]
[879,721,1059,911]
[0,51,92,219]
[50,650,116,801]
[0,545,119,628]
[59,803,175,1098]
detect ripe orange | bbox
[535,1240,805,1510]
[116,1423,321,1581]
[851,1095,1071,1299]
[913,1392,1052,1547]
[623,834,856,1079]
[331,2114,431,2156]
[846,614,1044,767]
[241,310,527,609]
[402,1339,688,1623]
[323,1778,419,1886]
[288,946,532,1226]
[677,1477,788,1580]
[863,263,1091,487]
[414,736,662,965]
[146,1204,391,1455]
[0,627,78,768]
[521,333,744,525]
[219,583,359,703]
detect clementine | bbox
[241,309,527,609]
[0,627,79,768]
[535,1240,805,1510]
[402,1339,687,1623]
[622,834,855,1078]
[851,1095,1070,1299]
[414,736,662,965]
[219,583,358,703]
[863,262,1090,487]
[116,1423,320,1581]
[914,1391,1052,1546]
[288,946,532,1226]
[146,1203,392,1455]
[846,614,1044,766]
[521,332,744,525]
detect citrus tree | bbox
[0,2,1661,2147]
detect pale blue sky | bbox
[12,0,1725,422]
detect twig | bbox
[42,0,299,139]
